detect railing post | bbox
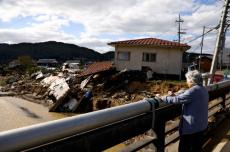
[202,73,210,86]
[221,94,226,109]
[153,114,166,152]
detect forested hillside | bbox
[0,41,114,63]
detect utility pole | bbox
[219,24,230,70]
[209,0,230,84]
[176,14,186,44]
[176,14,186,80]
[199,26,205,72]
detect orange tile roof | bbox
[79,61,114,77]
[108,38,190,49]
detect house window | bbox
[117,52,130,61]
[142,53,156,62]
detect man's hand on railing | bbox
[144,97,159,109]
[167,91,174,96]
[174,89,186,95]
[155,94,161,99]
[153,94,165,108]
[154,93,174,107]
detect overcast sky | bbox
[0,0,227,54]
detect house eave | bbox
[108,43,190,51]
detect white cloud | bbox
[0,0,226,53]
[0,28,75,43]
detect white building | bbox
[219,48,230,67]
[108,38,190,79]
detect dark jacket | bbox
[162,85,208,135]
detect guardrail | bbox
[0,99,156,152]
[0,80,230,152]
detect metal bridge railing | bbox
[0,80,230,152]
[0,98,157,152]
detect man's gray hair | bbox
[185,70,203,85]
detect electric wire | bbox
[186,25,219,44]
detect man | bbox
[159,70,208,152]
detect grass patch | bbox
[0,79,7,86]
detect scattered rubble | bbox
[80,75,92,90]
[0,61,187,113]
[48,77,70,112]
[62,98,80,112]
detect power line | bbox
[186,25,219,44]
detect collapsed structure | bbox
[0,37,194,113]
[0,59,188,113]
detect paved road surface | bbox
[165,116,230,152]
[0,97,69,131]
[203,116,230,152]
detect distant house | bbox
[64,60,81,65]
[9,58,36,69]
[9,60,21,68]
[192,56,212,73]
[108,38,190,79]
[183,52,212,65]
[62,60,81,73]
[37,59,58,68]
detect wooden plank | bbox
[208,98,223,109]
[208,106,222,117]
[165,131,179,146]
[225,100,230,106]
[119,136,156,152]
[226,104,230,109]
[165,120,179,133]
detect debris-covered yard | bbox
[0,62,187,114]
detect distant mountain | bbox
[101,51,115,61]
[0,41,105,64]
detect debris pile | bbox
[0,61,187,113]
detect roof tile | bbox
[108,38,190,49]
[79,61,114,77]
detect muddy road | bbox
[0,97,70,131]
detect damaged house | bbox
[37,59,58,69]
[108,38,190,79]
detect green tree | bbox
[18,55,33,66]
[17,55,39,74]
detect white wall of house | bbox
[219,48,230,67]
[114,46,184,76]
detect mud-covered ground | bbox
[0,69,188,113]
